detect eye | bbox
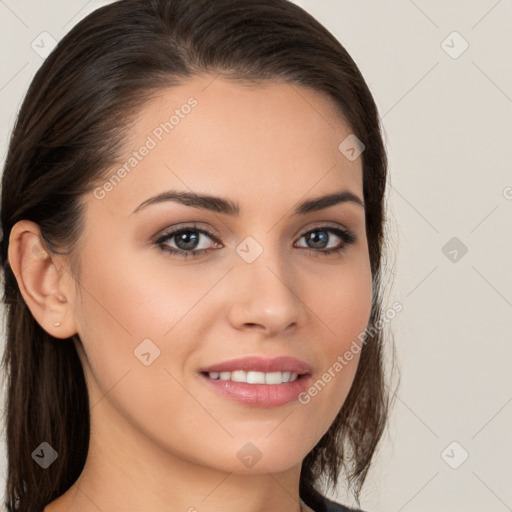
[154,223,222,259]
[294,226,356,256]
[154,223,357,259]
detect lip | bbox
[200,374,312,407]
[198,355,313,407]
[198,355,313,375]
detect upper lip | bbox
[199,356,312,375]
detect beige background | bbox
[1,1,511,511]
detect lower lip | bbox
[199,373,312,407]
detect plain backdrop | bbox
[1,1,511,511]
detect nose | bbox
[226,246,306,336]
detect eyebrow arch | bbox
[131,189,364,216]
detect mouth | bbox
[201,370,302,384]
[198,355,312,407]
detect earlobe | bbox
[7,220,78,339]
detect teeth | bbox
[207,370,299,384]
[247,371,265,384]
[265,371,282,384]
[231,370,246,382]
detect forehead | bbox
[92,76,363,218]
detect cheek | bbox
[71,246,225,407]
[298,259,373,426]
[70,252,170,398]
[75,244,216,346]
[315,254,373,347]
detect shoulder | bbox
[316,493,371,512]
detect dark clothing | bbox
[307,493,368,512]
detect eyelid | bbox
[153,222,223,244]
[297,221,349,235]
[154,221,353,242]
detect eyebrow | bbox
[131,189,364,216]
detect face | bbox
[65,76,372,475]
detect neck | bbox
[45,399,306,512]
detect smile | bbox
[205,370,299,384]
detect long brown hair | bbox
[0,1,397,511]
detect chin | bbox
[174,437,306,476]
[223,456,303,476]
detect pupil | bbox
[307,231,327,248]
[176,231,199,250]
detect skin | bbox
[8,75,372,512]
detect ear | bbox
[7,220,78,339]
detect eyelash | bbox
[154,223,357,259]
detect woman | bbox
[0,1,396,511]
